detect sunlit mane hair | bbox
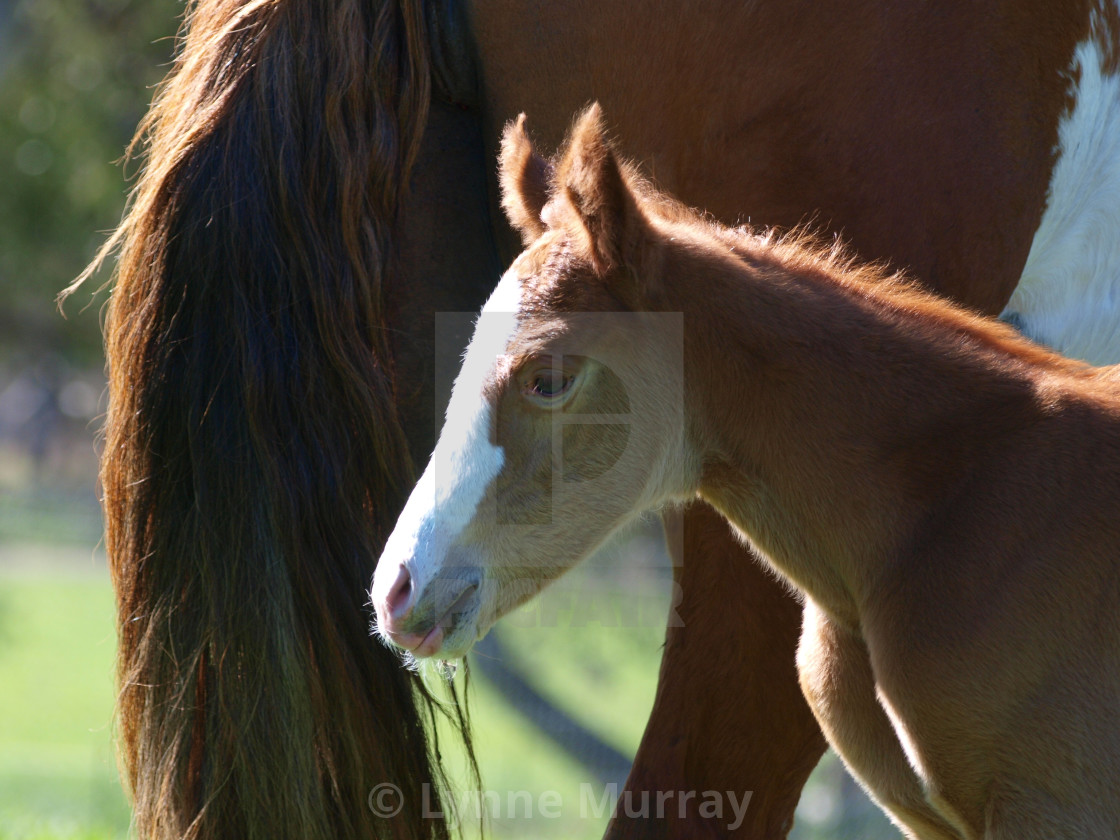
[740,225,1088,374]
[63,1,473,838]
[574,139,1086,378]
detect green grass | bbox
[431,671,621,839]
[0,548,129,840]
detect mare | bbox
[374,105,1120,840]
[70,0,1120,837]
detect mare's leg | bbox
[797,600,964,840]
[607,502,826,839]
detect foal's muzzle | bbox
[373,562,482,658]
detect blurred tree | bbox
[0,0,182,366]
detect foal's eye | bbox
[526,369,575,400]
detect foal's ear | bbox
[555,103,641,276]
[500,114,551,245]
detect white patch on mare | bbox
[373,268,523,597]
[1002,13,1120,365]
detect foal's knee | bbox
[795,601,965,840]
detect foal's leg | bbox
[797,600,964,840]
[608,502,826,839]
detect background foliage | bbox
[0,0,181,365]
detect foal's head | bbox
[371,105,698,659]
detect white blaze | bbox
[374,268,523,596]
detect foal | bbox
[372,106,1120,839]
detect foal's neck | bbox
[659,225,1063,623]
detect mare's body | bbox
[80,0,1120,837]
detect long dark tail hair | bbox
[65,1,471,837]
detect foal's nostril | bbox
[384,564,414,620]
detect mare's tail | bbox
[66,1,465,837]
